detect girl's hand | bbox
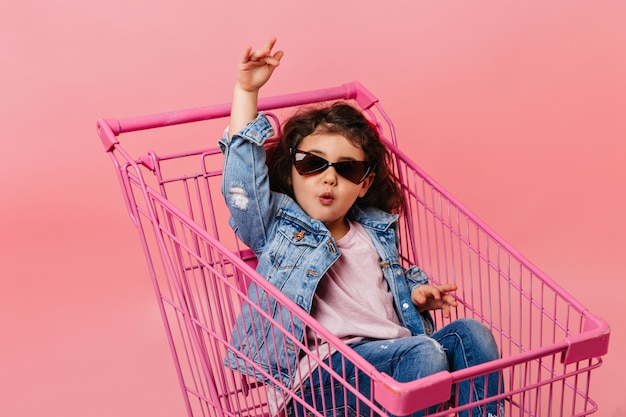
[229,38,284,136]
[411,283,459,318]
[236,37,284,93]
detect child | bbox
[220,38,503,417]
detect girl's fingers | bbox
[240,46,253,63]
[238,39,282,82]
[262,55,281,66]
[273,49,285,63]
[443,294,458,307]
[251,39,278,61]
[427,288,442,303]
[416,293,426,305]
[439,283,457,293]
[263,37,277,50]
[245,52,282,68]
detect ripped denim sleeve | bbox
[219,113,277,251]
[226,182,250,211]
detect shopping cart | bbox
[97,82,609,417]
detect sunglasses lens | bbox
[291,150,372,184]
[293,152,327,174]
[335,162,370,184]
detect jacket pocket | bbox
[268,226,318,271]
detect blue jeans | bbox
[289,319,503,417]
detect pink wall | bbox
[1,1,624,416]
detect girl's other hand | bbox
[411,283,459,318]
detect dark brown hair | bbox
[265,102,404,214]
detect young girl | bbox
[220,38,503,417]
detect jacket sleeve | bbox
[406,265,430,293]
[405,266,436,333]
[219,113,278,253]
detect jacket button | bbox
[293,230,305,241]
[402,302,410,309]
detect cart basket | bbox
[98,81,609,417]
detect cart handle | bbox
[97,81,378,151]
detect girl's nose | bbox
[322,166,338,185]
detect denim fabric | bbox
[291,319,504,417]
[219,114,443,387]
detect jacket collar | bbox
[349,205,398,232]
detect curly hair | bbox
[265,102,404,214]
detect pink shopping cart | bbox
[98,82,609,416]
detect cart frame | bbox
[98,81,609,417]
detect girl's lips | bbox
[319,192,334,205]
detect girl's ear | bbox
[358,173,375,198]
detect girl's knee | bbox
[450,318,489,338]
[393,336,449,379]
[456,318,500,359]
[417,338,449,377]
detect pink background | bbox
[1,1,624,416]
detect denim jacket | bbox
[219,113,433,388]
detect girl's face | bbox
[291,132,374,239]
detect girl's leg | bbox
[292,336,449,417]
[430,318,504,417]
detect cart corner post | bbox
[373,370,452,415]
[562,314,610,365]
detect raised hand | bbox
[236,37,285,93]
[229,38,284,136]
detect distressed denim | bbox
[291,319,504,417]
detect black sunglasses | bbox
[290,149,374,184]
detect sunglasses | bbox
[290,148,374,184]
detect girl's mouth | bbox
[319,192,334,205]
